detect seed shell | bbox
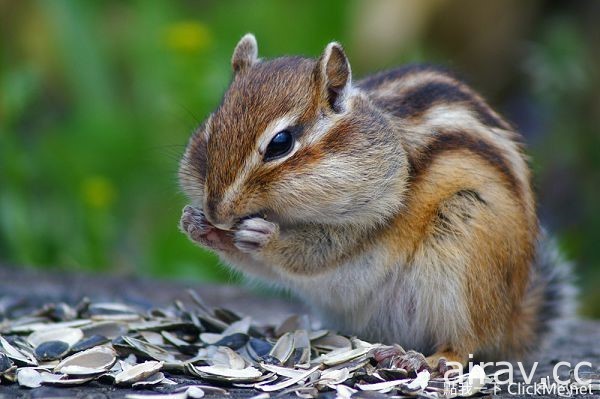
[70,335,110,353]
[34,340,70,361]
[0,336,37,366]
[0,353,14,372]
[269,332,294,364]
[0,291,494,398]
[114,360,163,385]
[17,367,43,388]
[55,346,117,376]
[28,327,83,348]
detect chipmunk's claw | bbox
[374,346,431,374]
[234,217,278,254]
[180,206,208,239]
[180,205,233,251]
[396,350,431,373]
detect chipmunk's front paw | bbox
[234,217,278,254]
[180,205,233,251]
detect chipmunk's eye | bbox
[264,130,294,161]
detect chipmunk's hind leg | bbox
[426,348,469,373]
[374,345,469,375]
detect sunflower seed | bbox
[199,333,222,345]
[269,332,294,364]
[335,384,357,399]
[259,363,307,378]
[89,302,140,316]
[193,365,263,381]
[17,367,43,388]
[247,338,272,362]
[258,366,320,392]
[131,371,166,388]
[214,332,249,350]
[211,346,246,369]
[322,347,371,366]
[319,367,350,385]
[9,319,91,334]
[114,360,163,385]
[140,331,165,345]
[54,346,117,376]
[0,366,17,383]
[0,336,37,366]
[186,386,205,398]
[214,308,243,324]
[122,336,176,363]
[307,329,329,341]
[275,315,309,337]
[399,369,430,394]
[160,331,188,347]
[291,330,310,367]
[81,321,128,339]
[312,334,352,351]
[198,315,229,332]
[172,384,228,395]
[356,377,412,392]
[41,372,97,386]
[0,353,14,372]
[70,334,110,353]
[28,327,83,348]
[34,340,70,361]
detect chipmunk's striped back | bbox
[353,65,572,360]
[360,65,532,213]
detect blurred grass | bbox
[0,0,349,282]
[1,1,599,315]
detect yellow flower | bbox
[81,176,116,209]
[164,21,211,54]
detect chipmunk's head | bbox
[180,34,409,230]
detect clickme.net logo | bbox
[444,354,599,397]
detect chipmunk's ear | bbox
[317,42,352,112]
[232,33,258,73]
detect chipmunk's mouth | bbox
[235,213,263,225]
[232,211,275,228]
[212,222,235,231]
[209,213,265,232]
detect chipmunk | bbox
[179,34,574,370]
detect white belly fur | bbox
[277,243,470,354]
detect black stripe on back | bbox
[408,130,521,198]
[357,64,451,91]
[375,81,508,130]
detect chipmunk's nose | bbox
[204,198,236,231]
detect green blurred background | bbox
[1,1,599,315]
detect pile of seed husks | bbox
[0,291,496,398]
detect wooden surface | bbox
[0,265,599,398]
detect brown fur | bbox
[179,35,572,366]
